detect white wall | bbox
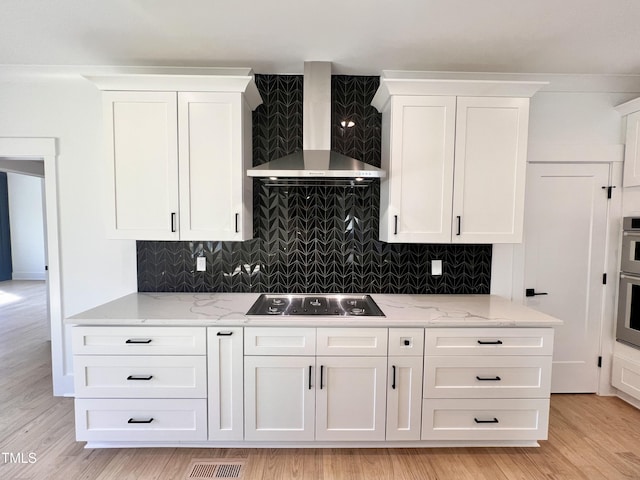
[6,173,46,280]
[0,73,137,394]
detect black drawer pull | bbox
[320,365,324,390]
[474,417,499,424]
[392,365,397,390]
[476,376,501,381]
[308,365,313,390]
[127,375,153,381]
[128,417,154,424]
[477,340,503,345]
[126,338,152,344]
[217,331,233,336]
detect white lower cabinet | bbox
[316,356,387,441]
[75,398,207,442]
[422,328,553,443]
[71,324,554,446]
[421,398,550,441]
[72,326,208,444]
[207,327,244,441]
[244,356,316,441]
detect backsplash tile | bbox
[137,74,492,294]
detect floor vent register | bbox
[185,459,246,479]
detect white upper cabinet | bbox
[104,91,180,240]
[453,97,530,243]
[90,72,262,241]
[372,73,544,244]
[380,95,456,243]
[616,98,640,187]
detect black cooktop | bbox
[246,294,385,317]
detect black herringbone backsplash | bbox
[137,75,492,294]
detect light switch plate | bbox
[196,256,206,272]
[431,259,442,276]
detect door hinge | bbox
[601,185,616,199]
[603,273,607,285]
[598,356,602,368]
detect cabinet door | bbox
[381,96,456,243]
[315,356,387,441]
[452,97,529,243]
[178,92,252,241]
[623,110,640,187]
[386,356,423,441]
[244,356,315,441]
[103,91,179,240]
[208,328,244,441]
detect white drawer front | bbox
[75,398,207,442]
[74,356,207,398]
[421,398,550,441]
[425,328,554,356]
[423,356,552,399]
[317,328,388,356]
[244,327,316,356]
[72,326,206,355]
[388,328,424,356]
[612,355,640,399]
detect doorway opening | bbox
[0,138,66,395]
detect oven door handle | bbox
[621,273,640,280]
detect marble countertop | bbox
[66,293,562,328]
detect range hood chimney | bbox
[247,62,385,186]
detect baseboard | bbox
[12,272,46,281]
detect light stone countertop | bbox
[66,292,562,328]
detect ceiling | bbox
[2,0,640,76]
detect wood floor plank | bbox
[3,280,640,480]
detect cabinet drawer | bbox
[72,326,206,355]
[423,356,551,399]
[244,327,316,356]
[388,328,424,356]
[612,355,640,399]
[75,398,207,442]
[425,328,554,356]
[317,328,388,356]
[421,398,549,441]
[73,356,207,398]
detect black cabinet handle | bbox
[392,365,397,390]
[171,212,177,232]
[456,216,461,236]
[128,418,154,424]
[477,340,503,345]
[308,366,312,390]
[216,331,233,336]
[126,338,152,344]
[525,288,548,297]
[320,365,324,390]
[394,215,398,235]
[476,375,501,381]
[235,213,239,233]
[474,417,499,424]
[127,375,153,381]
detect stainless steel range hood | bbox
[247,62,385,185]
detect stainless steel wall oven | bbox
[617,217,640,348]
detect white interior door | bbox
[523,163,609,393]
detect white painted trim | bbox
[0,137,70,395]
[527,143,624,164]
[12,273,47,281]
[372,77,546,111]
[615,97,640,116]
[84,74,263,110]
[598,162,623,396]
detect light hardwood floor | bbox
[1,280,640,479]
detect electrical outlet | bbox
[431,259,442,276]
[196,256,206,272]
